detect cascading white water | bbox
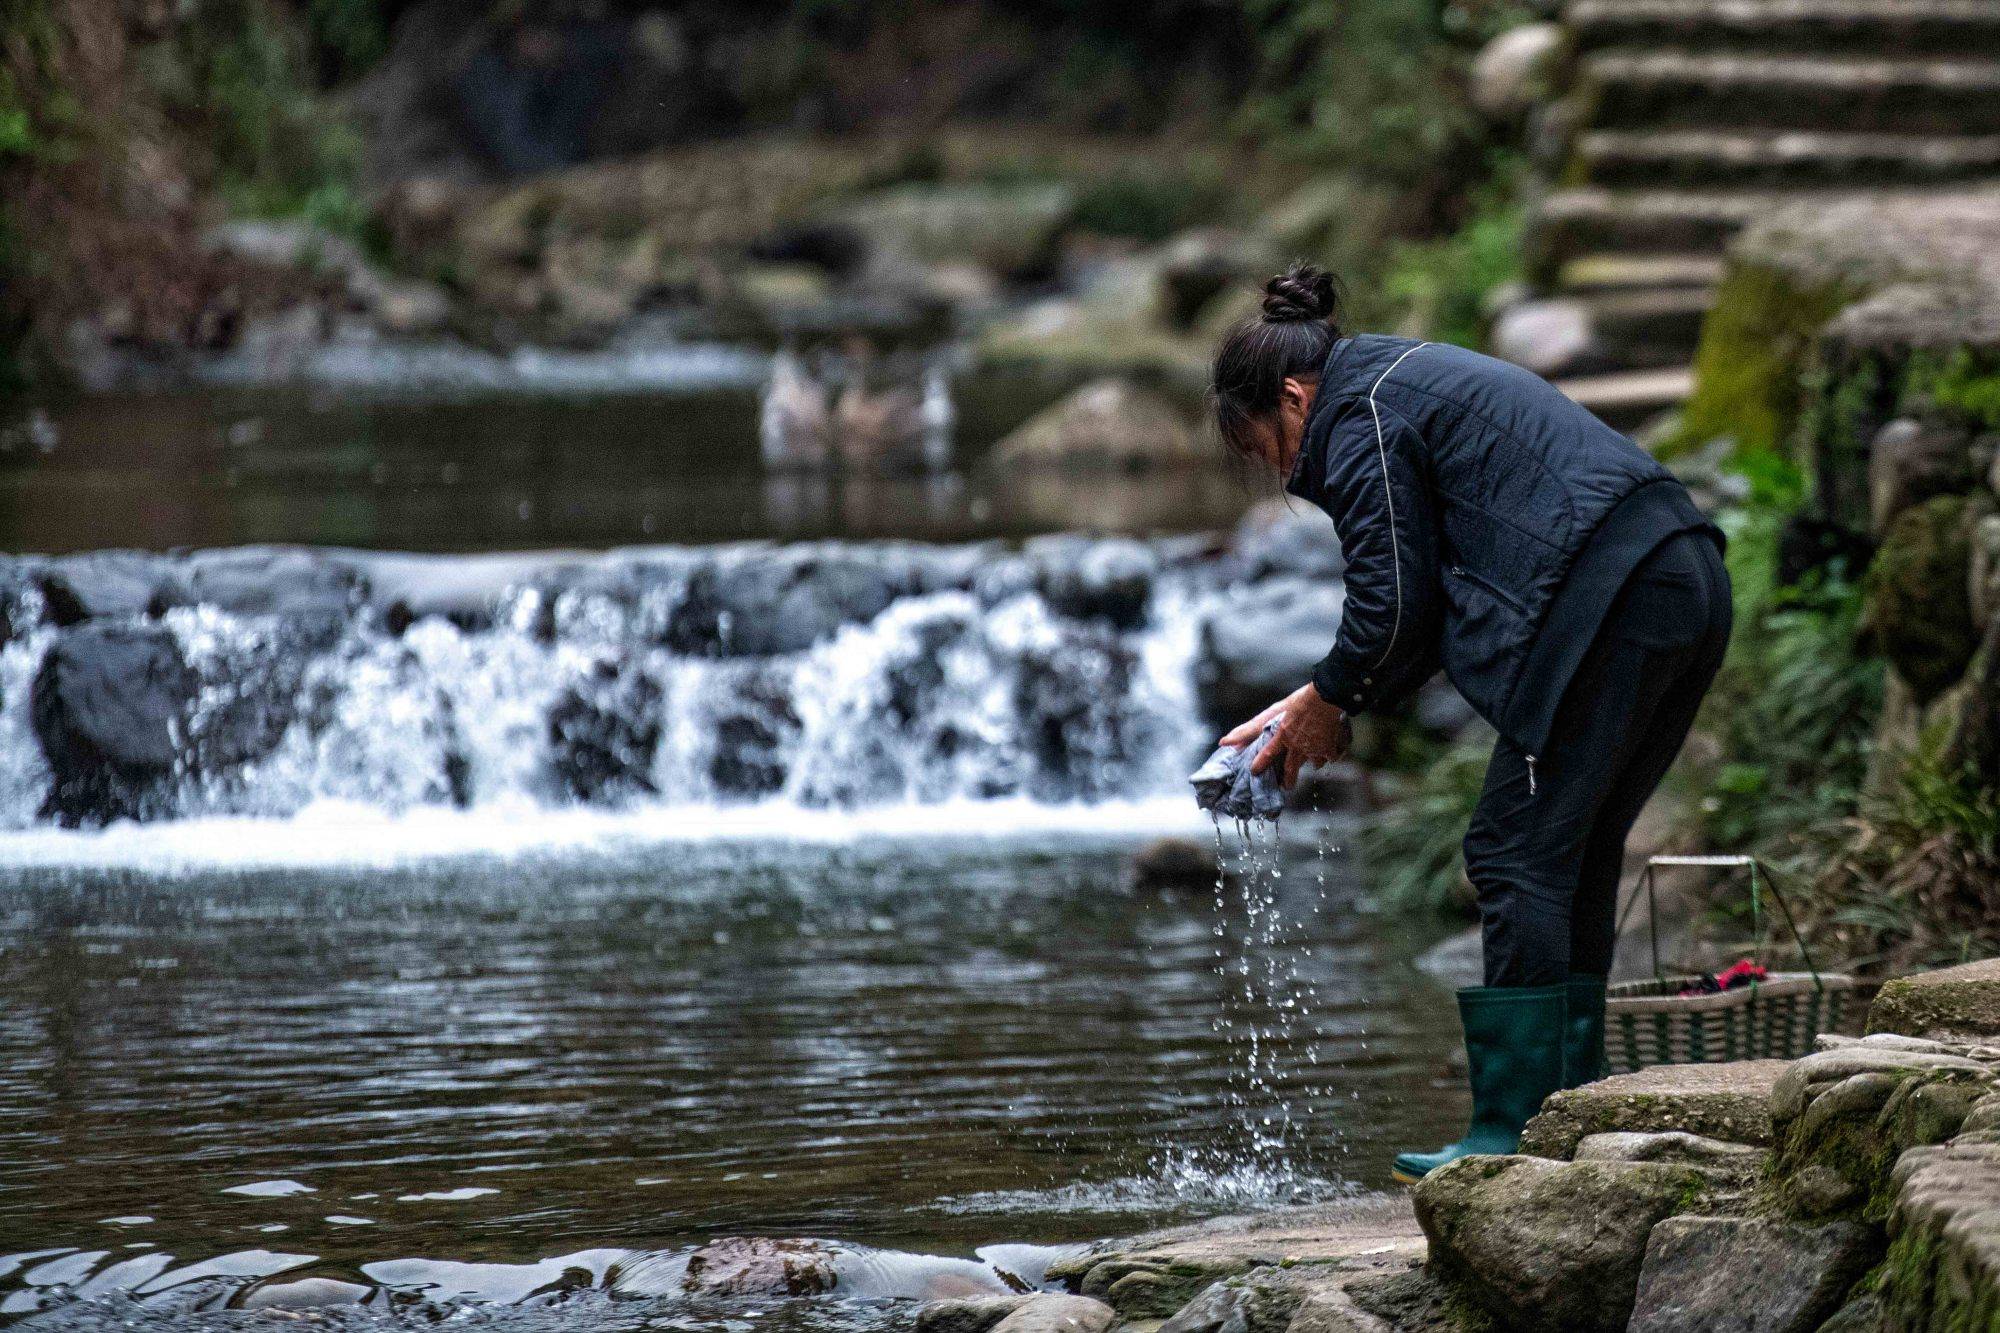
[0,535,1289,837]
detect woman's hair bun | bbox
[1261,264,1339,324]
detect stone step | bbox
[1582,50,2000,135]
[1496,288,1710,380]
[1567,0,2000,57]
[1558,253,1725,295]
[1518,1059,1790,1159]
[1578,128,2000,189]
[1530,187,1783,269]
[1556,366,1698,431]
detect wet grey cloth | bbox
[1189,719,1286,822]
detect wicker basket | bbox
[1605,971,1860,1074]
[1602,854,1858,1074]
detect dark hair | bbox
[1209,263,1344,460]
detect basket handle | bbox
[1628,855,1825,994]
[1613,859,1665,984]
[1752,859,1825,994]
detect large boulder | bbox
[1880,1130,2000,1330]
[917,1296,1035,1333]
[35,551,180,625]
[1869,958,2000,1042]
[1628,1216,1879,1333]
[31,622,197,826]
[1520,1060,1788,1159]
[663,548,904,657]
[1005,537,1159,630]
[1415,1155,1717,1333]
[991,380,1203,472]
[1192,579,1345,726]
[1863,492,1984,704]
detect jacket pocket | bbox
[1448,564,1528,617]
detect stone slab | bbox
[1868,957,2000,1041]
[1628,1216,1880,1333]
[1043,1196,1424,1320]
[1519,1060,1789,1159]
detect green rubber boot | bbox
[1392,984,1567,1185]
[1564,974,1608,1088]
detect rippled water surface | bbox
[0,823,1463,1317]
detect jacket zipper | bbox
[1448,565,1528,616]
[1526,755,1539,796]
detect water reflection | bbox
[0,827,1462,1299]
[0,380,1253,555]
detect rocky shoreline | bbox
[977,958,2000,1333]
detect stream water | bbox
[0,376,1464,1326]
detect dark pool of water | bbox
[1,377,1254,555]
[0,824,1464,1317]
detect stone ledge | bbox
[1868,957,2000,1041]
[1518,1060,1790,1159]
[1043,1197,1425,1321]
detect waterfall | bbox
[0,527,1344,838]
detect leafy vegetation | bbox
[1690,454,1882,860]
[1380,155,1524,347]
[1355,728,1492,916]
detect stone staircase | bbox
[1515,0,2000,431]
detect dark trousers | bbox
[1464,531,1733,988]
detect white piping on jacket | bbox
[1363,341,1431,673]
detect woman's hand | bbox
[1218,693,1292,748]
[1249,685,1351,789]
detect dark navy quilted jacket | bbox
[1285,335,1716,763]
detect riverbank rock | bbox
[1864,492,1985,703]
[682,1237,839,1296]
[1880,1131,2000,1329]
[991,380,1201,471]
[663,548,906,657]
[35,552,180,625]
[1769,1037,1998,1218]
[917,1295,1035,1333]
[1230,500,1344,583]
[1627,1216,1879,1333]
[826,184,1074,281]
[989,1295,1114,1333]
[1869,417,1976,538]
[1869,957,2000,1041]
[1414,1155,1716,1333]
[1519,1059,1788,1159]
[31,622,198,827]
[1046,1196,1425,1322]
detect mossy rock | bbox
[1769,1042,1998,1221]
[1672,260,1855,459]
[1880,1138,2000,1331]
[1414,1155,1718,1333]
[1864,493,1986,705]
[1869,958,2000,1041]
[1518,1061,1788,1159]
